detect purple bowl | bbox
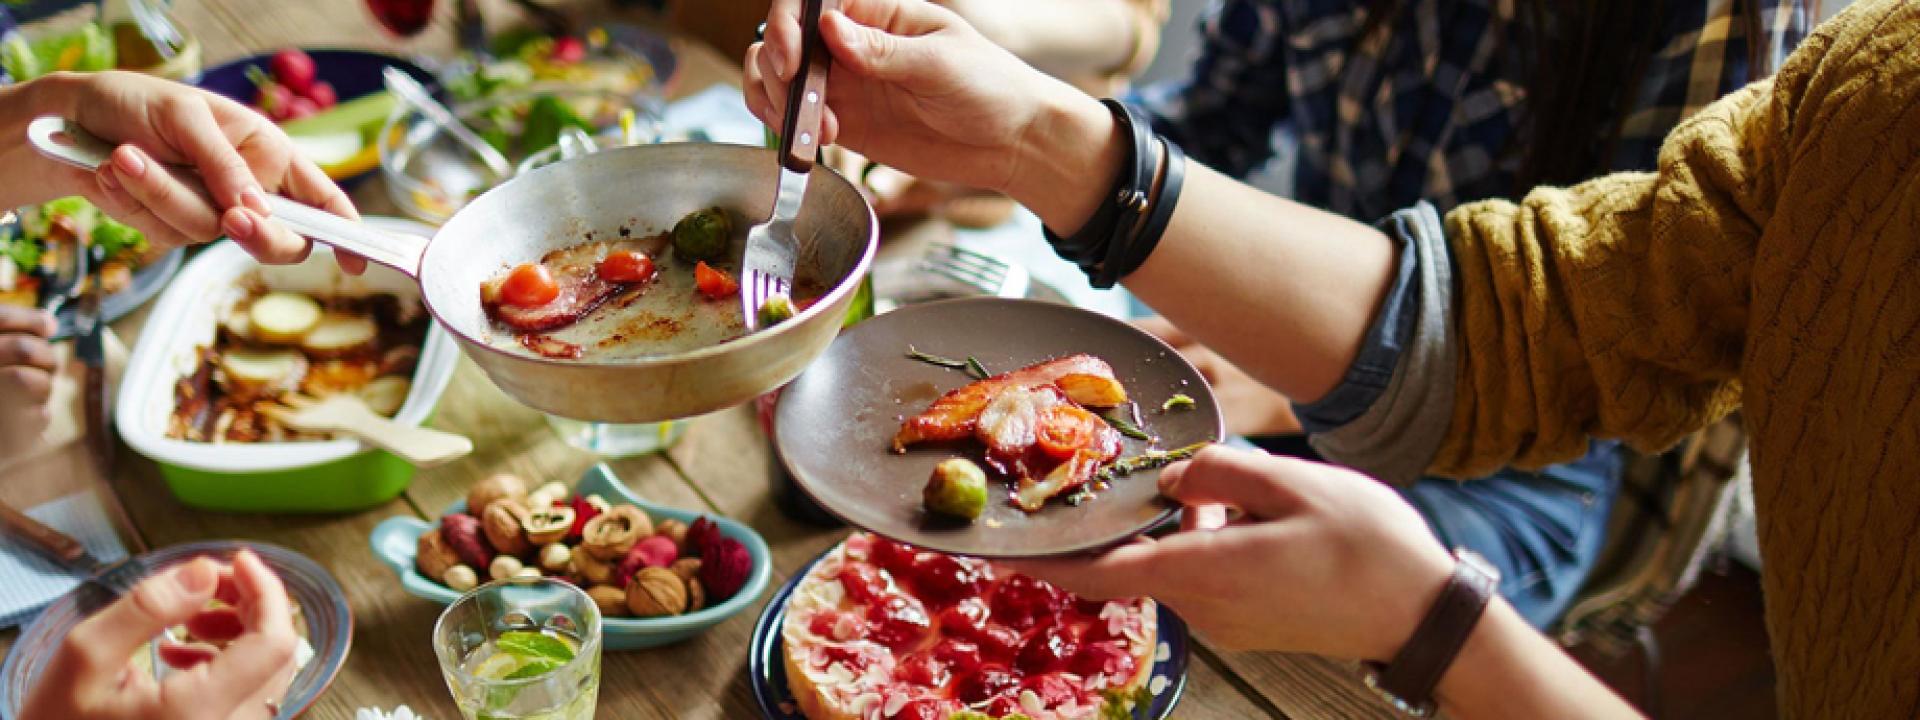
[0,541,353,719]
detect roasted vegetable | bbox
[248,292,323,344]
[216,347,308,399]
[1057,373,1128,407]
[298,313,379,357]
[357,376,412,416]
[756,294,795,327]
[672,207,731,262]
[924,458,989,520]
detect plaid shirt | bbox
[1137,0,1811,221]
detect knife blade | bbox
[75,251,111,476]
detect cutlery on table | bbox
[382,66,514,181]
[260,393,473,468]
[35,228,88,317]
[743,0,838,330]
[76,246,113,476]
[919,243,1031,299]
[0,498,151,612]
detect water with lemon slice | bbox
[449,628,600,720]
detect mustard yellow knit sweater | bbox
[1434,0,1919,715]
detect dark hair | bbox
[1363,0,1806,193]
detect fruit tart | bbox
[783,533,1158,720]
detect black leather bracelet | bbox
[1096,136,1185,288]
[1045,98,1154,277]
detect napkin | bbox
[354,706,428,720]
[0,491,132,628]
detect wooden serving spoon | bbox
[261,394,473,468]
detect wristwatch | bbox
[1362,548,1501,716]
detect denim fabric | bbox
[1293,209,1424,435]
[1253,435,1621,629]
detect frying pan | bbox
[26,109,871,425]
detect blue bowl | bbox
[0,541,353,720]
[747,543,1192,719]
[194,49,438,186]
[370,463,773,651]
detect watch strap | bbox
[1365,549,1499,716]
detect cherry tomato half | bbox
[694,261,739,300]
[501,262,560,307]
[597,251,657,284]
[1035,405,1104,460]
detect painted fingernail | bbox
[112,147,146,177]
[240,187,270,214]
[222,208,255,240]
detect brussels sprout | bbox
[924,457,989,521]
[672,207,732,262]
[756,294,795,327]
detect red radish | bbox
[269,49,317,94]
[306,80,338,109]
[284,96,320,120]
[256,83,292,119]
[157,639,219,669]
[550,36,586,63]
[185,608,245,643]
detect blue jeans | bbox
[1251,436,1621,629]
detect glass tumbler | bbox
[434,578,603,720]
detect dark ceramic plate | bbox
[48,247,183,340]
[747,542,1190,719]
[776,297,1223,558]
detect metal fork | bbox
[919,243,1031,299]
[37,227,89,316]
[743,0,839,331]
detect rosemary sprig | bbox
[905,345,968,370]
[1098,441,1212,482]
[965,356,991,381]
[1102,406,1156,443]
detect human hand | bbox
[20,550,301,720]
[745,0,1080,195]
[30,71,363,272]
[0,305,58,441]
[1135,316,1302,437]
[1004,446,1453,661]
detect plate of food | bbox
[0,198,184,338]
[369,463,774,650]
[749,532,1187,720]
[776,298,1222,558]
[195,48,436,184]
[0,541,352,720]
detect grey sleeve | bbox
[1307,203,1459,484]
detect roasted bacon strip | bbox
[891,354,1119,451]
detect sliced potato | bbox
[216,348,308,399]
[221,307,255,342]
[249,292,323,344]
[299,312,379,358]
[358,376,412,416]
[301,359,379,396]
[1055,373,1129,407]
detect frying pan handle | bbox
[778,0,838,174]
[24,116,428,277]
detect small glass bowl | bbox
[376,84,663,224]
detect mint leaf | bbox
[496,631,574,663]
[504,657,564,680]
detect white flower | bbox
[354,706,426,720]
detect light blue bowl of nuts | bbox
[369,463,772,650]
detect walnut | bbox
[588,585,630,618]
[626,567,688,617]
[580,505,651,560]
[523,506,577,546]
[668,558,702,584]
[415,528,462,580]
[653,518,690,554]
[685,576,707,612]
[482,500,532,557]
[572,547,615,585]
[467,473,527,517]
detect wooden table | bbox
[0,2,1412,717]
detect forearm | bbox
[0,74,89,209]
[1436,600,1641,719]
[1011,93,1397,402]
[951,0,1141,81]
